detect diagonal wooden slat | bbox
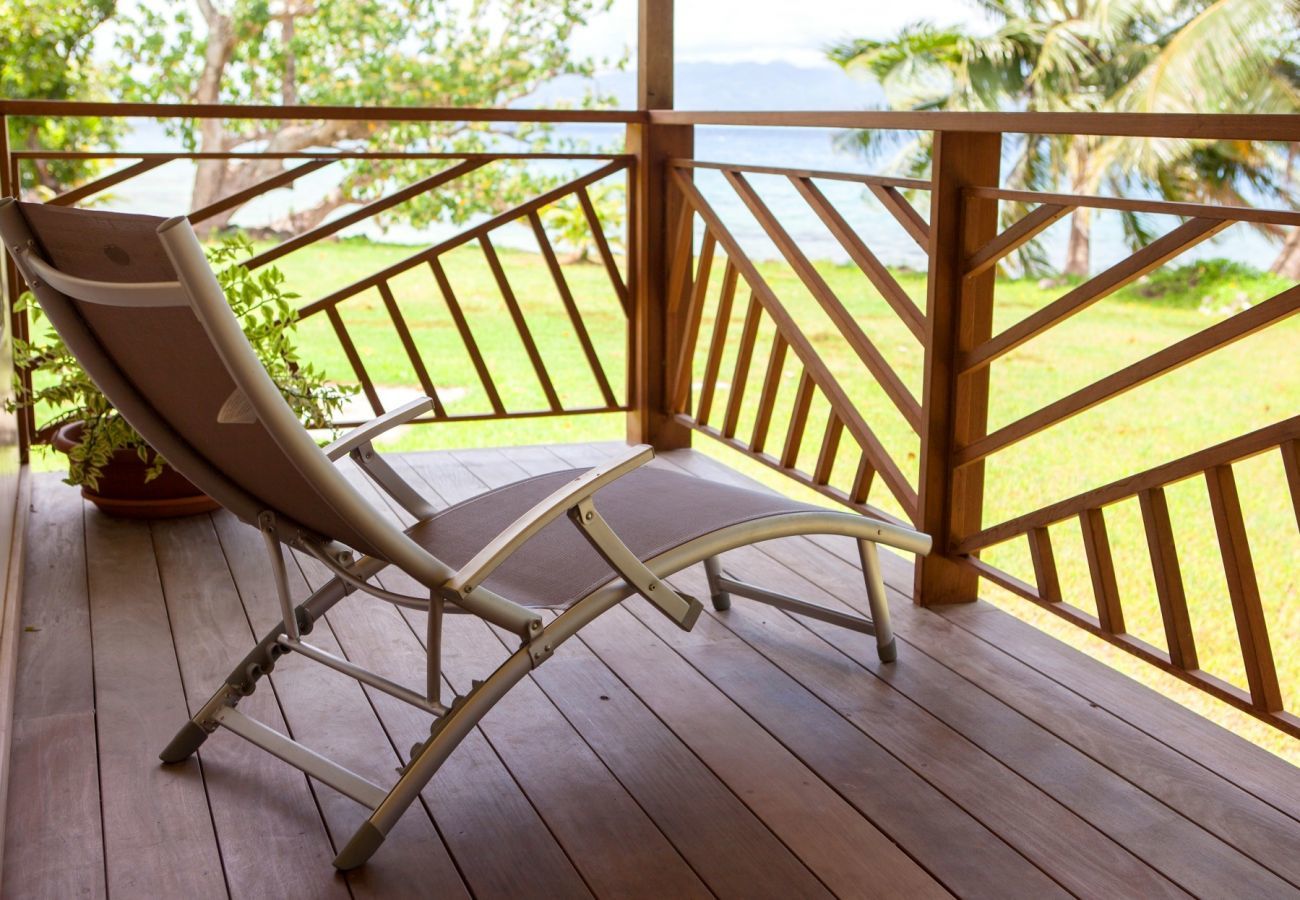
[724,170,922,433]
[669,232,717,412]
[1204,465,1283,712]
[377,280,447,418]
[961,217,1230,375]
[780,370,816,469]
[248,159,489,271]
[964,203,1073,280]
[850,452,875,505]
[955,282,1300,469]
[790,176,925,341]
[957,415,1300,554]
[479,235,562,412]
[48,159,169,206]
[1282,439,1300,535]
[299,160,630,316]
[1079,508,1125,635]
[528,211,619,409]
[1139,487,1197,671]
[428,257,506,415]
[672,166,919,517]
[722,294,762,439]
[695,260,739,426]
[576,185,630,316]
[188,159,334,224]
[749,333,788,456]
[326,306,384,416]
[869,184,930,249]
[1027,526,1062,603]
[813,414,843,486]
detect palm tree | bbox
[831,0,1300,277]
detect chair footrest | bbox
[715,574,876,635]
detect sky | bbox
[570,0,989,69]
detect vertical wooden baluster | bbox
[749,333,788,455]
[1205,465,1282,711]
[377,281,446,418]
[326,307,384,417]
[722,295,761,439]
[1027,526,1062,603]
[1139,487,1197,670]
[1079,507,1125,634]
[1282,439,1300,534]
[915,130,1002,605]
[850,452,875,505]
[695,260,738,426]
[813,414,843,486]
[668,231,716,412]
[780,371,815,469]
[2,119,32,463]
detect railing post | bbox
[915,129,1003,605]
[0,109,27,465]
[626,0,693,449]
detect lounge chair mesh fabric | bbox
[19,202,383,555]
[411,467,821,608]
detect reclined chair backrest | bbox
[0,199,444,578]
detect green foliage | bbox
[111,0,624,230]
[542,182,624,261]
[1115,257,1291,311]
[0,1,124,196]
[8,237,354,490]
[828,0,1300,274]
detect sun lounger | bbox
[0,198,931,869]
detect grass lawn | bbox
[27,235,1299,760]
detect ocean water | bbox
[98,120,1282,274]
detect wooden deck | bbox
[4,442,1299,899]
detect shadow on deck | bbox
[5,443,1299,898]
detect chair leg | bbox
[858,539,896,662]
[334,639,536,870]
[159,575,349,763]
[703,556,731,610]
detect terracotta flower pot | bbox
[52,422,219,519]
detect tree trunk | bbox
[190,3,237,236]
[1062,139,1093,278]
[1271,227,1300,279]
[1063,206,1092,278]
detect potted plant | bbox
[9,235,353,518]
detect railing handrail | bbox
[648,110,1300,142]
[8,100,1300,143]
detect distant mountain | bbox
[526,61,884,110]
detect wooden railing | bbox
[0,103,636,442]
[3,101,1298,738]
[652,112,1300,739]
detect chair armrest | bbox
[324,397,435,461]
[444,444,654,596]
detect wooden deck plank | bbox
[82,509,226,898]
[659,448,1300,894]
[11,444,1300,899]
[3,477,105,900]
[560,446,1182,899]
[663,446,1300,826]
[150,514,349,899]
[352,458,715,899]
[440,447,836,898]
[208,510,469,900]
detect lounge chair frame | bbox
[0,198,931,870]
